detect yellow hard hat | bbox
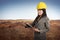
[37,2,47,9]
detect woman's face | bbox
[37,10,43,16]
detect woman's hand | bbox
[26,23,29,24]
[32,27,40,32]
[25,23,41,32]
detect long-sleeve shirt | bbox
[31,16,50,33]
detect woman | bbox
[26,2,50,40]
[31,2,50,40]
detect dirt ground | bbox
[0,20,60,40]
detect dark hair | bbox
[38,9,47,18]
[31,9,47,27]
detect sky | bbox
[0,0,60,20]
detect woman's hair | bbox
[31,9,47,26]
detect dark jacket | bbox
[31,16,50,33]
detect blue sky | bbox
[0,0,60,20]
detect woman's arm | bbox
[40,19,50,33]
